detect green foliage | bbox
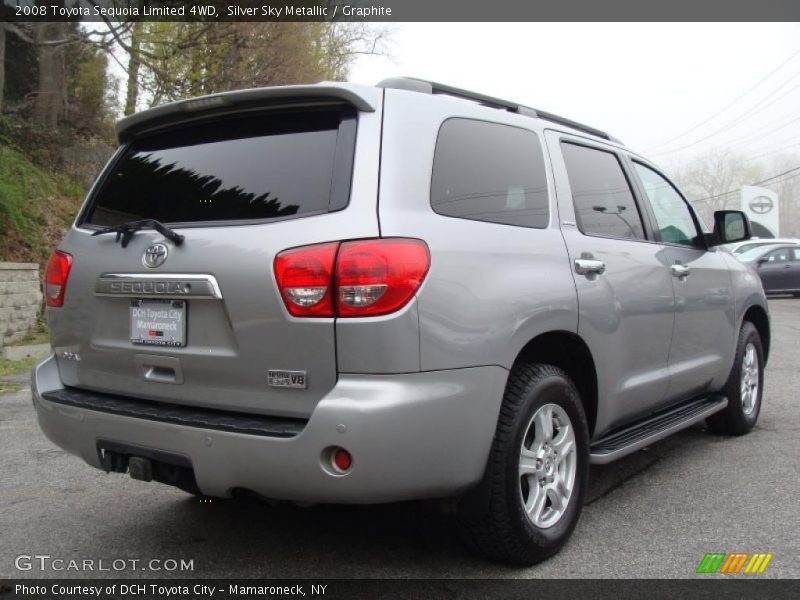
[0,143,82,264]
[0,145,52,244]
[135,23,386,106]
[65,31,115,138]
[7,317,49,346]
[0,381,22,394]
[0,113,65,166]
[0,355,38,379]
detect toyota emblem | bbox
[143,243,169,268]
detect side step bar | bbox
[590,395,728,464]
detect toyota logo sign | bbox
[749,196,774,215]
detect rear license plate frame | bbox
[130,299,187,347]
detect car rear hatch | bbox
[46,84,383,419]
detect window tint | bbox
[633,162,699,247]
[560,143,645,240]
[83,110,352,227]
[793,248,800,261]
[431,119,549,228]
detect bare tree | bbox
[0,23,5,113]
[3,21,88,122]
[124,22,142,115]
[671,150,766,226]
[769,155,800,236]
[32,22,68,127]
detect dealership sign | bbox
[740,186,779,237]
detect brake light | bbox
[274,239,430,318]
[273,242,338,317]
[336,239,430,316]
[44,250,73,307]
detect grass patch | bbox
[0,355,38,378]
[0,145,83,264]
[8,319,50,347]
[0,381,22,394]
[8,330,51,346]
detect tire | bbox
[706,322,764,435]
[457,364,589,565]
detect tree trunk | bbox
[0,24,6,112]
[32,22,66,127]
[124,22,142,115]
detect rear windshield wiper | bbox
[91,219,185,248]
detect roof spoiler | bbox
[115,83,378,144]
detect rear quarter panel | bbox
[375,89,578,372]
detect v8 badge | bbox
[268,370,307,389]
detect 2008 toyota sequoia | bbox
[33,77,770,564]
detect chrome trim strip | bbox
[96,273,223,299]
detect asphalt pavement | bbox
[2,299,798,579]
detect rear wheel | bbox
[706,322,764,435]
[457,364,589,565]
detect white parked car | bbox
[723,238,800,255]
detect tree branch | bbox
[3,22,84,46]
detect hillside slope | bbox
[0,145,83,265]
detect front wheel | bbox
[457,364,589,565]
[706,322,764,435]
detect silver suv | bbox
[33,78,770,565]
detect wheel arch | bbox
[511,330,598,437]
[742,304,770,364]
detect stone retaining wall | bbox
[0,262,42,347]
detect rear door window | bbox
[430,118,549,228]
[560,142,646,241]
[82,108,356,227]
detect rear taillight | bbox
[273,242,338,317]
[336,239,430,316]
[44,250,73,307]
[274,238,430,318]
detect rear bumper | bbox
[32,355,506,503]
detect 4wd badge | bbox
[268,370,307,389]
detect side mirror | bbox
[712,210,751,245]
[757,256,769,264]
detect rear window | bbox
[82,109,356,227]
[430,118,549,228]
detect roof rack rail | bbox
[377,76,621,144]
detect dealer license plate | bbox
[130,299,186,347]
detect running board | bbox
[590,395,728,465]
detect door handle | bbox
[574,259,606,276]
[671,264,691,278]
